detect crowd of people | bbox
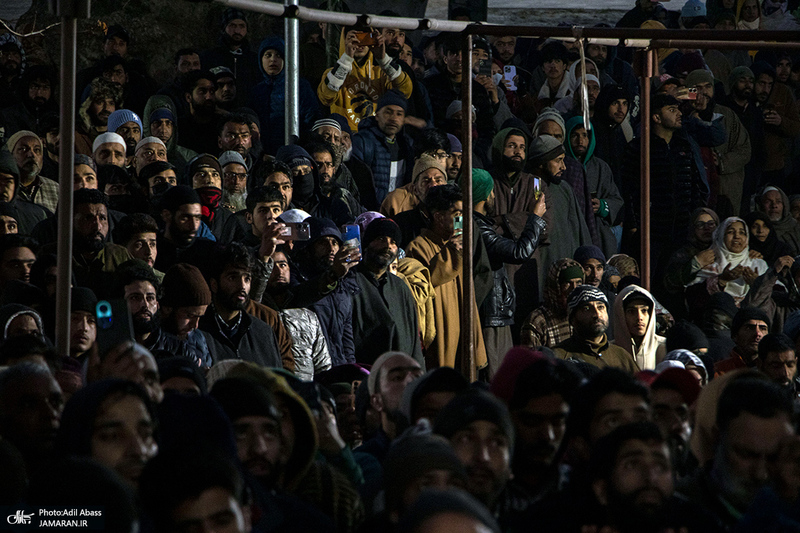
[0,0,800,531]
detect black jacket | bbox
[475,211,545,327]
[199,308,282,367]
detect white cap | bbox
[135,136,166,153]
[92,132,126,154]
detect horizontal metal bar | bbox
[295,5,358,25]
[363,14,423,31]
[650,39,800,50]
[218,0,286,16]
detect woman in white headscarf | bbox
[687,216,769,305]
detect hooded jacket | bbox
[0,150,50,234]
[591,84,631,193]
[564,116,624,258]
[0,303,44,341]
[612,285,667,370]
[351,115,414,204]
[317,32,412,132]
[755,185,800,255]
[249,36,320,156]
[142,95,198,178]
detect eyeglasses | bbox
[428,151,449,161]
[223,132,251,141]
[694,221,718,229]
[224,171,248,181]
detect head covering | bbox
[651,367,702,405]
[7,130,42,154]
[312,118,341,132]
[134,136,166,154]
[489,347,545,403]
[210,377,281,421]
[209,65,235,83]
[666,320,709,352]
[573,245,606,265]
[682,0,707,17]
[528,135,565,167]
[187,154,221,177]
[612,285,661,371]
[363,218,401,247]
[662,349,708,384]
[445,100,477,121]
[328,113,352,136]
[71,287,97,314]
[532,107,565,139]
[729,66,755,88]
[396,488,501,533]
[354,211,384,233]
[278,208,311,224]
[731,306,771,336]
[161,185,201,211]
[434,389,515,454]
[685,69,715,88]
[461,168,494,205]
[446,133,462,153]
[376,90,408,112]
[566,284,608,314]
[218,151,246,169]
[221,7,247,27]
[368,351,412,394]
[91,132,125,154]
[74,154,97,173]
[307,216,341,244]
[161,263,211,308]
[785,310,800,342]
[742,211,792,265]
[689,207,720,246]
[149,107,175,124]
[107,109,142,134]
[412,154,446,183]
[157,356,208,395]
[0,304,44,340]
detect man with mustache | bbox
[106,109,142,162]
[0,234,37,293]
[74,77,123,156]
[554,284,639,372]
[8,131,58,214]
[0,65,56,138]
[351,218,423,366]
[198,242,282,367]
[178,70,224,155]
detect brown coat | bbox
[406,228,487,371]
[246,299,296,372]
[764,82,800,172]
[380,183,419,217]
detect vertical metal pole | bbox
[639,48,653,291]
[460,33,475,381]
[55,9,77,356]
[285,0,300,143]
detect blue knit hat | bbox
[447,133,462,153]
[107,109,142,134]
[149,107,175,125]
[573,245,606,265]
[376,90,408,113]
[681,0,706,17]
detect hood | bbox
[736,0,762,25]
[593,84,630,127]
[490,127,528,176]
[258,36,286,79]
[543,258,584,316]
[0,34,26,78]
[612,284,662,371]
[0,151,20,201]
[756,185,792,223]
[564,115,596,165]
[0,303,44,340]
[143,95,179,152]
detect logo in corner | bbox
[7,510,34,525]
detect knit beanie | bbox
[7,130,41,153]
[149,107,175,125]
[528,135,565,167]
[445,100,476,121]
[402,367,469,421]
[707,291,738,319]
[383,433,468,509]
[396,488,501,533]
[729,66,755,88]
[447,133,462,153]
[0,151,18,178]
[533,107,565,139]
[685,69,714,88]
[186,154,221,177]
[376,90,408,113]
[161,185,201,212]
[363,218,402,247]
[412,154,446,183]
[221,7,247,28]
[573,245,606,265]
[566,284,608,314]
[74,154,97,173]
[161,263,211,308]
[157,356,208,395]
[312,118,341,133]
[666,320,709,352]
[92,132,125,154]
[210,377,281,422]
[0,202,18,220]
[218,151,247,169]
[558,264,585,284]
[135,137,166,154]
[463,168,494,205]
[681,0,706,17]
[71,287,98,314]
[107,109,142,134]
[328,113,352,136]
[433,389,515,454]
[731,306,771,336]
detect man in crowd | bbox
[756,333,799,398]
[200,8,259,105]
[714,307,770,376]
[8,130,58,213]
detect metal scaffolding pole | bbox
[285,0,300,143]
[639,49,654,291]
[460,33,475,381]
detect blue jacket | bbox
[351,116,414,204]
[249,36,320,155]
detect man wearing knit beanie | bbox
[107,109,142,158]
[471,166,545,374]
[433,389,514,511]
[446,134,462,181]
[553,285,639,372]
[380,154,446,218]
[351,216,424,366]
[532,107,566,142]
[573,244,606,288]
[70,286,98,361]
[159,263,212,345]
[714,306,771,377]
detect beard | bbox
[74,231,105,253]
[502,155,525,173]
[20,160,41,179]
[0,60,20,78]
[366,245,397,269]
[220,288,249,312]
[575,317,607,338]
[267,280,290,296]
[222,190,248,212]
[343,145,353,162]
[132,309,160,336]
[605,486,672,533]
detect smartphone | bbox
[342,224,361,253]
[590,191,598,199]
[478,59,492,77]
[453,215,463,234]
[354,31,378,46]
[533,177,542,200]
[96,299,134,359]
[280,222,311,241]
[503,65,518,91]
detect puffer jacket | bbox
[249,36,320,156]
[475,211,545,327]
[351,115,414,204]
[279,307,331,381]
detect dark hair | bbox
[217,113,251,136]
[97,164,132,192]
[589,421,665,481]
[540,41,569,63]
[305,141,335,162]
[115,213,159,245]
[246,186,285,214]
[424,183,462,214]
[257,158,293,186]
[174,48,200,64]
[717,377,794,435]
[566,368,650,440]
[440,33,463,55]
[758,333,795,361]
[208,242,254,282]
[73,188,108,208]
[0,234,39,257]
[181,70,215,95]
[509,358,583,411]
[414,128,452,159]
[115,262,161,298]
[0,335,58,370]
